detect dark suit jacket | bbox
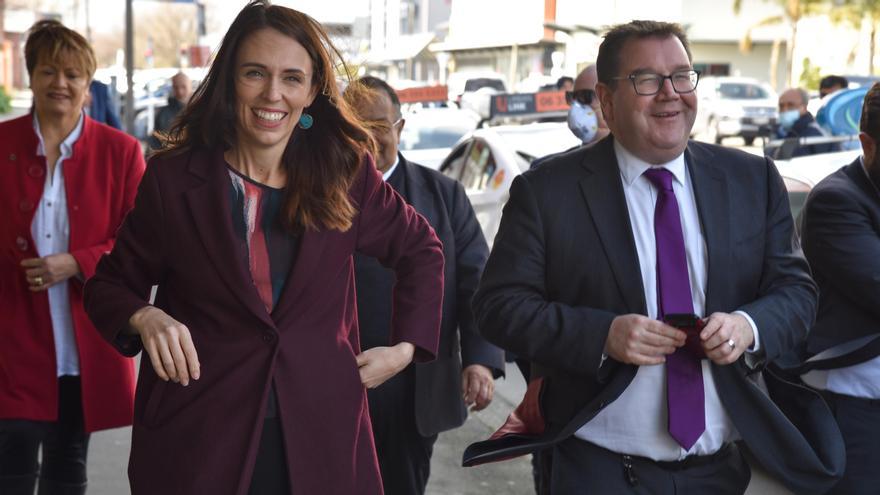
[803,159,880,360]
[88,80,121,129]
[358,154,504,437]
[470,136,844,494]
[84,148,444,495]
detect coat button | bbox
[262,332,275,343]
[19,200,34,212]
[27,165,44,178]
[15,236,28,251]
[9,153,16,161]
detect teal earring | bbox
[299,112,313,129]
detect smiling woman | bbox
[0,19,143,495]
[83,1,445,494]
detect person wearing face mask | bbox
[531,65,609,171]
[775,87,837,157]
[798,82,880,495]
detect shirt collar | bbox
[614,139,687,186]
[382,154,401,181]
[33,111,85,158]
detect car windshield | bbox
[400,111,478,151]
[494,124,581,171]
[464,78,505,92]
[718,83,769,99]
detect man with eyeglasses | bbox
[342,76,504,495]
[469,20,842,494]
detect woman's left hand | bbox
[21,254,80,292]
[355,342,415,389]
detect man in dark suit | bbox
[800,82,880,494]
[344,76,504,495]
[470,20,842,494]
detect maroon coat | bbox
[84,148,444,495]
[0,114,141,432]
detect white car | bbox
[399,107,480,169]
[439,122,581,244]
[775,147,861,221]
[693,76,778,146]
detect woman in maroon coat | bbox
[84,2,443,494]
[0,20,141,495]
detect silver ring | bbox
[34,276,43,286]
[727,339,736,350]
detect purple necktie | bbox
[643,167,705,451]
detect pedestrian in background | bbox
[800,82,880,494]
[147,71,192,151]
[84,1,444,494]
[0,19,142,495]
[774,87,837,157]
[86,79,121,129]
[344,76,504,495]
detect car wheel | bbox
[743,136,755,146]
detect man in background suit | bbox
[800,82,880,494]
[344,76,504,495]
[472,20,840,494]
[87,80,121,129]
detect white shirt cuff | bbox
[733,310,760,353]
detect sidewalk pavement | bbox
[85,361,790,494]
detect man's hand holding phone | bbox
[605,314,687,365]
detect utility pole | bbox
[125,0,134,134]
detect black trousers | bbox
[823,390,880,495]
[367,367,438,495]
[550,438,751,495]
[247,417,291,495]
[0,376,90,490]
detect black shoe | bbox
[35,479,86,495]
[0,474,38,495]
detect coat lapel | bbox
[399,155,437,226]
[578,138,647,315]
[183,148,275,329]
[685,143,730,314]
[270,226,329,323]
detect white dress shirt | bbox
[31,112,84,377]
[575,140,760,461]
[802,157,880,399]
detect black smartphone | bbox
[663,313,705,359]
[663,313,700,329]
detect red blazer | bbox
[84,148,444,495]
[0,114,142,432]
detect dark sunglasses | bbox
[565,89,595,106]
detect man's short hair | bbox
[819,75,849,91]
[860,83,880,139]
[596,20,692,87]
[352,75,401,118]
[556,76,574,89]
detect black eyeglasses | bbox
[611,69,700,96]
[565,89,595,106]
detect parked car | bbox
[439,122,580,244]
[775,147,861,222]
[399,107,480,169]
[693,76,778,146]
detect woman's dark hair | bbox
[157,0,371,232]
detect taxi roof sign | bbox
[490,90,569,118]
[395,85,449,103]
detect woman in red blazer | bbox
[84,2,444,494]
[0,20,142,495]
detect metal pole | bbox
[124,0,134,134]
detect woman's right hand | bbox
[129,306,200,386]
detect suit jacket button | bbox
[9,153,16,161]
[15,236,28,251]
[27,165,44,178]
[262,333,273,343]
[19,200,34,212]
